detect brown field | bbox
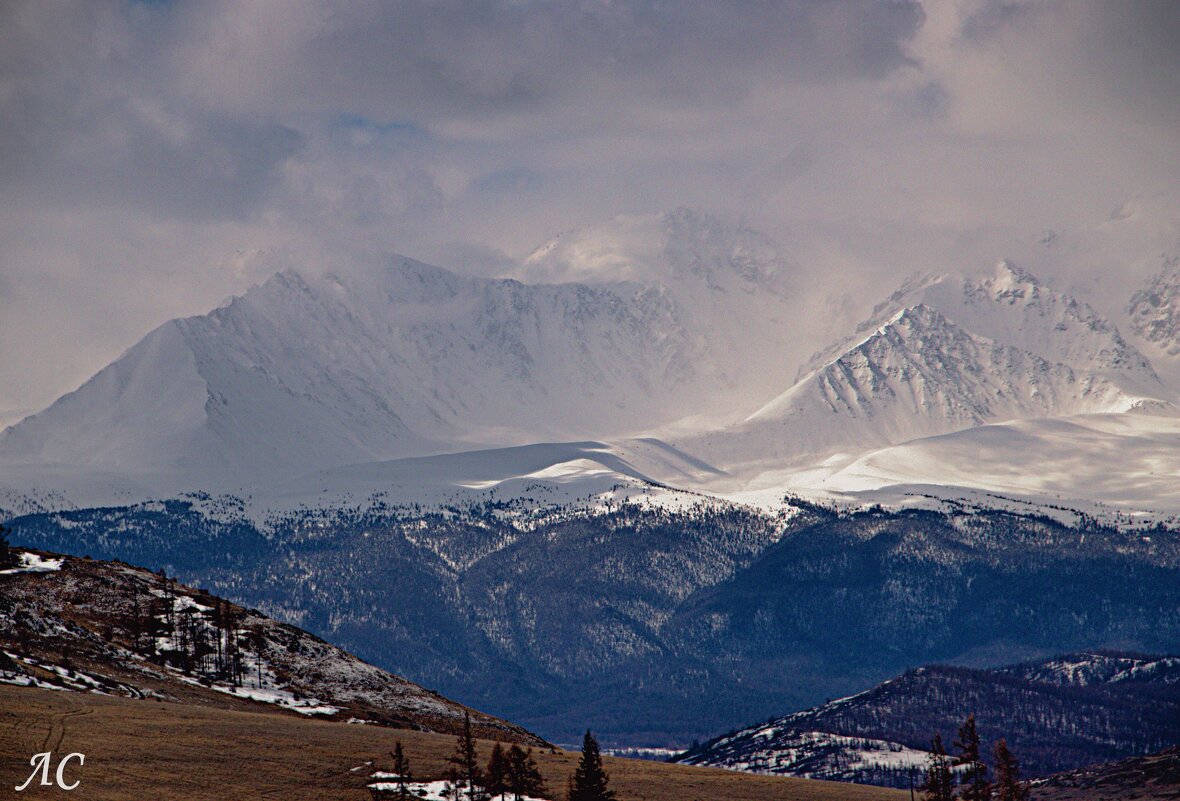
[0,685,908,801]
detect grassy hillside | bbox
[0,685,906,801]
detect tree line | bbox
[125,568,263,687]
[371,713,616,801]
[921,714,1029,801]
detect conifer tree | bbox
[921,733,954,801]
[568,730,615,801]
[390,740,413,799]
[506,745,547,801]
[486,743,508,798]
[448,711,487,801]
[993,739,1029,801]
[0,524,19,569]
[954,714,991,801]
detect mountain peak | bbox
[696,289,1144,468]
[976,259,1043,296]
[518,208,789,292]
[1128,253,1180,357]
[805,260,1161,392]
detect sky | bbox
[2,0,1179,423]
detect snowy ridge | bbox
[683,301,1153,468]
[776,411,1180,519]
[1002,652,1180,688]
[807,261,1162,393]
[674,651,1180,789]
[0,259,697,485]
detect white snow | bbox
[366,778,549,801]
[0,652,116,694]
[208,683,340,716]
[771,411,1180,517]
[684,729,934,779]
[0,552,64,575]
[0,234,1177,526]
[0,213,798,494]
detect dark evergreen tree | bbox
[447,711,487,801]
[993,739,1029,801]
[506,745,547,801]
[0,524,19,569]
[921,733,954,801]
[954,714,990,801]
[486,742,509,798]
[390,740,413,799]
[568,730,615,801]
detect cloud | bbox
[166,1,924,125]
[0,0,1177,416]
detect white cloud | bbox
[1,0,1177,415]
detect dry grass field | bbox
[0,685,908,801]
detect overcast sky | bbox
[2,0,1179,422]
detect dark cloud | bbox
[164,0,925,127]
[0,1,303,221]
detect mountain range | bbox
[3,208,1180,760]
[2,209,1178,519]
[8,497,1180,748]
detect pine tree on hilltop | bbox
[447,711,487,801]
[921,733,954,801]
[993,739,1030,801]
[568,730,615,801]
[954,714,991,801]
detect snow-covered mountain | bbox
[514,207,803,406]
[0,212,798,489]
[2,210,1177,520]
[813,261,1161,390]
[679,261,1173,472]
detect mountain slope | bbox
[0,211,803,492]
[0,545,542,743]
[784,410,1180,517]
[685,303,1148,467]
[1033,746,1180,801]
[9,500,1180,747]
[0,260,693,486]
[1129,255,1180,377]
[812,261,1161,392]
[515,208,802,416]
[674,261,1172,473]
[675,652,1180,788]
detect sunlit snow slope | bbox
[678,262,1174,474]
[0,211,797,490]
